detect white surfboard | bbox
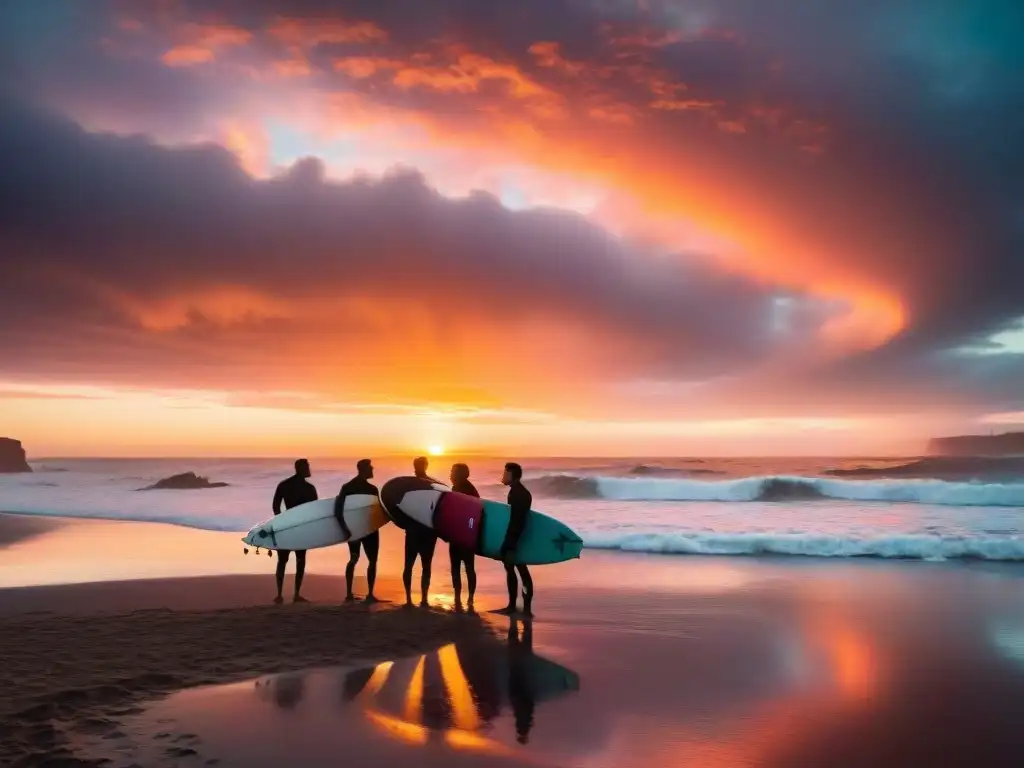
[390,488,446,528]
[242,495,389,551]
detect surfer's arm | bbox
[502,489,530,552]
[333,484,352,538]
[272,482,285,515]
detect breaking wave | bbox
[530,473,1024,506]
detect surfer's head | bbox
[450,463,470,484]
[502,462,523,485]
[413,456,429,477]
[294,458,311,478]
[356,458,374,479]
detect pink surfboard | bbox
[434,492,484,550]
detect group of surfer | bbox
[271,457,535,615]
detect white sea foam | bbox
[530,473,1024,506]
[3,460,1023,562]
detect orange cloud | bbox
[274,52,312,77]
[268,17,387,46]
[334,56,403,79]
[162,44,214,66]
[160,22,251,66]
[527,41,586,75]
[393,50,554,100]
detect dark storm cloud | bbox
[83,0,1023,359]
[0,0,1022,413]
[0,94,822,388]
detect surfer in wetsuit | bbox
[403,456,440,607]
[500,462,535,617]
[271,458,317,604]
[449,463,479,612]
[335,459,380,603]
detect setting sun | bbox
[428,445,445,456]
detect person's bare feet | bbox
[344,594,356,603]
[273,596,284,605]
[293,595,309,603]
[364,595,380,604]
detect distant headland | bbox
[927,431,1024,456]
[0,438,32,473]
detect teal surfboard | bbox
[478,500,583,565]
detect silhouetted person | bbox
[500,462,534,616]
[404,456,440,607]
[414,455,441,483]
[449,463,479,612]
[271,459,317,603]
[507,618,536,744]
[335,459,380,603]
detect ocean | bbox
[2,455,1024,562]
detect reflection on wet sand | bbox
[339,618,579,754]
[71,558,1024,767]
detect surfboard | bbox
[242,495,388,551]
[475,499,583,565]
[379,477,450,531]
[379,478,583,565]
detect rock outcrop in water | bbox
[140,472,229,490]
[927,432,1024,456]
[0,438,32,473]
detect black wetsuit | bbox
[404,473,440,603]
[450,479,479,604]
[272,474,318,596]
[503,481,534,612]
[336,476,380,599]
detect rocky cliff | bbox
[927,431,1024,456]
[0,438,32,473]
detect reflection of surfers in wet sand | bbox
[507,618,536,744]
[338,620,579,748]
[255,672,307,710]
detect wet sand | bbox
[4,513,1024,766]
[0,512,64,548]
[0,514,494,766]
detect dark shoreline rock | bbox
[0,438,32,473]
[139,472,229,491]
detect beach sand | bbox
[0,514,496,766]
[4,513,1024,766]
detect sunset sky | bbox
[1,0,1022,456]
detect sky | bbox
[0,0,1022,457]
